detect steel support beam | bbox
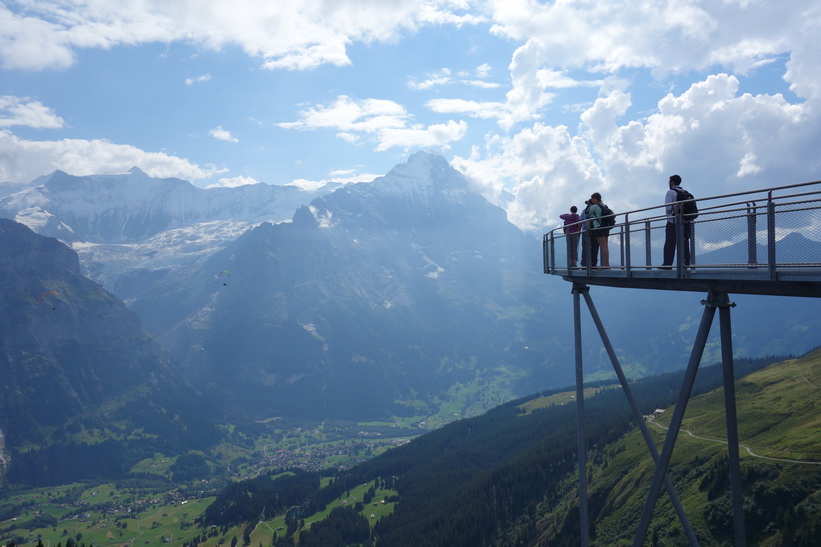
[572,283,590,546]
[580,290,699,546]
[718,295,746,546]
[632,293,717,545]
[570,286,750,545]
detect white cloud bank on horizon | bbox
[0,130,222,183]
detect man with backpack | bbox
[586,192,612,268]
[661,174,696,269]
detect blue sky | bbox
[2,0,820,231]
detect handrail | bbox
[544,179,821,289]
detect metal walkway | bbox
[542,180,821,546]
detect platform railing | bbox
[543,179,821,279]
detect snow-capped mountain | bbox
[0,168,343,297]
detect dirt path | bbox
[647,417,821,466]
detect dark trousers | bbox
[663,221,691,266]
[567,232,580,266]
[581,231,599,267]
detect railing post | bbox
[549,232,556,273]
[747,201,758,267]
[689,222,696,266]
[675,204,685,276]
[746,202,758,267]
[543,234,550,274]
[645,220,652,269]
[767,191,776,280]
[572,283,590,546]
[624,214,632,275]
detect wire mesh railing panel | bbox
[543,180,821,278]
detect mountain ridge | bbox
[0,218,220,485]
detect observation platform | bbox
[542,179,821,547]
[543,179,821,298]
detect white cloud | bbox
[287,169,379,191]
[280,95,467,151]
[376,120,468,151]
[452,123,604,231]
[0,130,222,183]
[487,1,820,95]
[0,96,64,128]
[0,1,483,72]
[408,68,454,90]
[421,54,600,127]
[280,96,408,133]
[427,98,508,119]
[185,73,212,85]
[207,175,260,188]
[475,63,492,78]
[409,66,501,90]
[454,72,821,232]
[209,125,238,143]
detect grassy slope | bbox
[537,348,821,546]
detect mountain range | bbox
[0,167,340,299]
[2,151,821,426]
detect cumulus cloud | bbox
[454,73,821,232]
[0,130,221,184]
[0,96,64,128]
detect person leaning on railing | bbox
[560,205,581,268]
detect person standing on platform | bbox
[587,193,610,269]
[560,205,581,268]
[580,200,598,268]
[661,174,692,269]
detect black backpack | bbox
[599,203,616,228]
[673,187,699,220]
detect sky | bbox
[2,0,820,232]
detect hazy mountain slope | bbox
[0,218,220,486]
[129,151,564,420]
[121,151,821,422]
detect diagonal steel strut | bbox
[579,286,699,546]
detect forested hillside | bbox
[197,352,821,546]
